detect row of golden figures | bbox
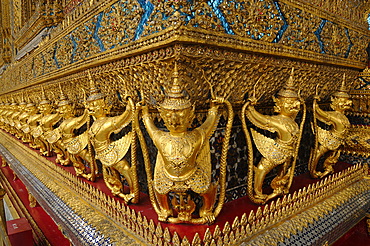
[0,66,352,225]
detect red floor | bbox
[333,219,370,246]
[0,162,70,246]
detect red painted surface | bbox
[0,159,70,246]
[7,217,33,246]
[333,218,370,246]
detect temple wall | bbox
[0,0,370,245]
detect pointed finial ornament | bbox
[58,83,71,106]
[26,94,34,107]
[277,67,298,98]
[333,73,350,98]
[19,92,27,106]
[39,86,51,105]
[10,96,17,106]
[86,70,105,102]
[160,62,192,110]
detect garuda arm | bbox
[244,104,277,133]
[72,109,89,130]
[141,105,159,140]
[197,101,220,139]
[109,98,134,135]
[313,99,333,126]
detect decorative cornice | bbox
[2,0,369,94]
[14,1,64,51]
[15,28,50,61]
[14,10,45,51]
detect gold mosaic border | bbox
[343,125,370,158]
[0,130,367,245]
[280,0,370,33]
[0,131,144,246]
[7,26,366,94]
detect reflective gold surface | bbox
[0,0,369,244]
[309,75,352,179]
[242,69,306,204]
[0,130,367,245]
[140,62,233,224]
[86,73,139,203]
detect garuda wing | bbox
[96,131,133,167]
[45,128,61,144]
[317,126,342,150]
[66,131,88,154]
[31,126,43,138]
[251,129,291,165]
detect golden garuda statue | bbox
[4,101,16,133]
[48,86,97,181]
[86,73,139,203]
[45,85,92,181]
[14,96,28,140]
[242,68,306,204]
[0,102,5,130]
[24,101,42,149]
[9,100,21,136]
[30,89,53,155]
[0,102,13,133]
[309,74,352,179]
[31,88,62,157]
[139,62,233,224]
[0,103,5,130]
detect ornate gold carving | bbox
[348,29,370,64]
[0,0,369,243]
[55,35,73,68]
[140,61,233,224]
[72,21,101,62]
[12,0,64,52]
[239,174,369,245]
[221,0,284,42]
[0,132,143,245]
[86,72,139,203]
[242,68,306,204]
[142,0,187,37]
[99,0,143,46]
[0,43,360,112]
[13,0,23,33]
[309,75,352,179]
[1,0,369,94]
[279,2,321,52]
[320,21,349,57]
[343,126,370,158]
[188,0,224,32]
[280,0,370,30]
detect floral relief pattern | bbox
[1,0,367,84]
